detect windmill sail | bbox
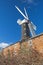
[15,5,28,20]
[31,22,36,30]
[28,22,36,37]
[24,7,29,19]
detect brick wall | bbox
[2,33,43,56]
[32,34,43,54]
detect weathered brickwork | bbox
[2,33,43,56]
[32,34,43,54]
[2,42,20,56]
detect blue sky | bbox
[0,0,43,48]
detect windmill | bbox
[15,5,36,40]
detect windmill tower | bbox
[20,19,30,40]
[22,20,30,40]
[15,6,36,40]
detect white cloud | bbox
[0,42,9,48]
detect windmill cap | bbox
[17,19,28,25]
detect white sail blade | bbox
[15,5,28,20]
[28,23,36,37]
[31,22,36,30]
[24,7,29,19]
